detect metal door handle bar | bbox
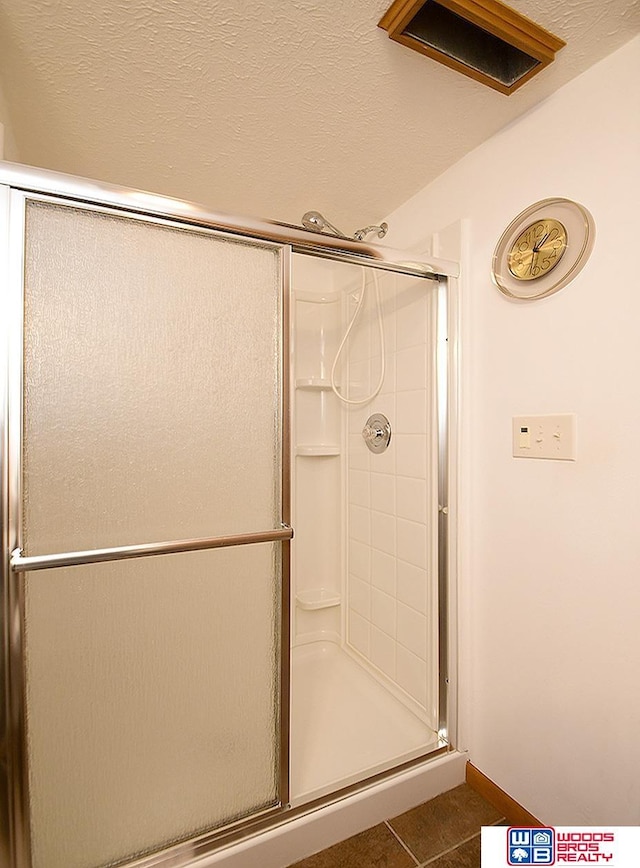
[10,526,294,573]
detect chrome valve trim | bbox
[362,413,392,453]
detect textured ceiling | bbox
[0,0,638,230]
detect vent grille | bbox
[379,0,565,95]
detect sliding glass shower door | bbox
[8,197,290,868]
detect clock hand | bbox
[533,232,550,253]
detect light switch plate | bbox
[512,414,576,460]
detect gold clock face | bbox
[507,218,568,281]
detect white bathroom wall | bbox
[343,270,440,727]
[384,36,640,825]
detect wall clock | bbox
[492,198,595,300]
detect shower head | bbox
[301,211,345,238]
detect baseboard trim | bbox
[466,762,543,827]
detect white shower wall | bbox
[291,253,439,730]
[343,274,439,728]
[291,255,343,644]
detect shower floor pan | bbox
[290,640,440,805]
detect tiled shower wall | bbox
[344,272,439,727]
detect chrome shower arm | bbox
[352,223,388,242]
[301,211,389,243]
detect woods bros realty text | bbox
[556,831,615,863]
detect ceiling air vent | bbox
[378,0,565,95]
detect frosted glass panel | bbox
[23,201,282,554]
[24,544,281,868]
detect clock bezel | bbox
[492,198,595,300]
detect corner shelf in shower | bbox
[295,445,340,457]
[295,589,341,610]
[295,378,337,391]
[294,290,340,304]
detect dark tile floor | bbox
[288,783,503,868]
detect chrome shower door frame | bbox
[0,163,459,868]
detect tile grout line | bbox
[415,830,482,867]
[384,820,422,866]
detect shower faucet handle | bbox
[363,423,384,440]
[362,413,392,454]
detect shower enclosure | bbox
[0,163,460,868]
